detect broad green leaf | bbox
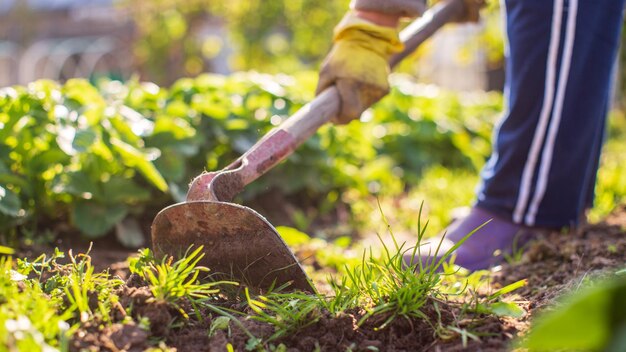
[52,171,101,200]
[0,185,21,217]
[522,283,611,351]
[0,173,29,191]
[110,138,168,192]
[165,100,191,118]
[72,129,97,153]
[72,201,128,238]
[191,93,230,119]
[29,149,70,177]
[152,116,195,140]
[154,148,186,182]
[109,114,144,144]
[276,226,311,246]
[63,79,103,106]
[118,106,155,137]
[104,176,151,204]
[208,316,231,337]
[488,302,525,318]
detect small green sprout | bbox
[133,246,237,317]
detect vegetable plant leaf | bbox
[72,129,97,153]
[72,201,128,238]
[110,138,168,192]
[104,177,151,204]
[154,148,186,182]
[52,171,101,200]
[521,281,612,351]
[0,185,21,217]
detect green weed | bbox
[243,200,504,350]
[0,255,67,351]
[131,246,237,318]
[503,233,527,265]
[62,248,124,324]
[335,201,485,329]
[0,249,98,351]
[246,288,323,341]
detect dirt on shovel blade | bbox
[151,200,314,292]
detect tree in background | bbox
[121,0,349,85]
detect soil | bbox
[21,205,626,351]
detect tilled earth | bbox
[65,205,626,351]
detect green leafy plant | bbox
[0,73,497,242]
[520,274,626,351]
[2,73,624,246]
[0,80,165,238]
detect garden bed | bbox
[14,205,622,352]
[2,75,625,352]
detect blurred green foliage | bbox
[121,0,349,84]
[520,273,626,352]
[0,80,166,238]
[210,0,349,72]
[589,111,626,222]
[1,72,624,243]
[121,0,509,85]
[0,72,497,240]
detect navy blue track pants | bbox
[476,0,625,228]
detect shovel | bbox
[152,0,467,292]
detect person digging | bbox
[317,0,625,270]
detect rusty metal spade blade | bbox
[152,127,319,292]
[152,200,313,292]
[151,0,465,293]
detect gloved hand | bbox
[316,13,403,124]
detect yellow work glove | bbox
[316,13,404,124]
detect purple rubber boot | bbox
[406,207,538,271]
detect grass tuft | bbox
[130,246,238,318]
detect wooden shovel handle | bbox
[186,0,465,202]
[282,0,466,142]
